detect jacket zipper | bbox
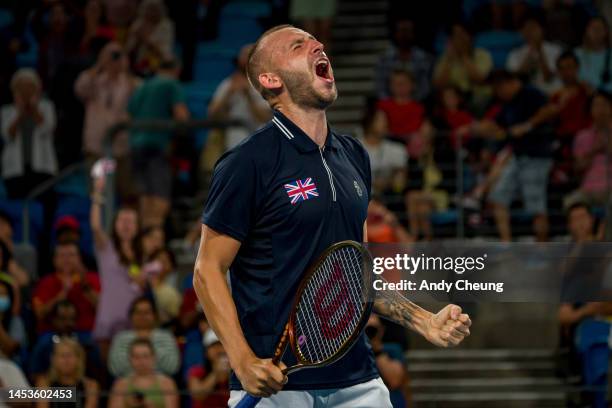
[319,146,337,202]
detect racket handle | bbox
[235,394,262,408]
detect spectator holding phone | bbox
[109,338,178,408]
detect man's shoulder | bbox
[333,131,369,160]
[217,122,279,163]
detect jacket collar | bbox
[272,110,340,153]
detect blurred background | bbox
[0,0,611,406]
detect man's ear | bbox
[258,72,282,93]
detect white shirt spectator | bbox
[210,77,269,151]
[507,42,562,95]
[0,357,30,408]
[1,99,58,179]
[360,137,407,190]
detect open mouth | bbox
[314,59,334,83]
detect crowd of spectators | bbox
[0,0,612,406]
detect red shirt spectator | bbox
[187,365,229,408]
[33,242,100,333]
[550,86,591,137]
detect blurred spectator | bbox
[208,44,271,151]
[33,2,79,87]
[365,314,408,408]
[367,199,412,243]
[486,71,553,242]
[375,18,433,101]
[431,86,474,149]
[90,176,142,346]
[109,338,178,408]
[79,0,117,55]
[108,297,179,377]
[179,286,202,334]
[35,337,99,408]
[54,216,81,245]
[139,226,165,262]
[290,0,336,51]
[0,277,25,361]
[506,15,562,95]
[187,329,230,408]
[0,355,30,395]
[126,0,175,76]
[103,0,139,31]
[1,68,57,199]
[575,16,612,93]
[75,42,140,197]
[377,69,431,159]
[145,248,181,326]
[127,58,189,228]
[29,300,103,382]
[567,202,597,243]
[360,107,406,196]
[568,91,612,207]
[0,212,30,287]
[33,241,100,334]
[549,52,592,140]
[433,22,493,109]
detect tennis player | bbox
[194,25,472,407]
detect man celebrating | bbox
[194,25,471,407]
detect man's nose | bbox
[310,40,325,55]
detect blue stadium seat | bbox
[53,195,94,257]
[575,319,610,408]
[0,9,13,30]
[54,167,89,197]
[0,200,44,246]
[430,210,458,226]
[221,1,272,19]
[218,16,263,47]
[474,30,524,68]
[15,26,38,68]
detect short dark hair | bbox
[50,299,77,319]
[556,50,579,67]
[246,24,295,102]
[149,247,176,268]
[128,295,158,319]
[566,202,592,218]
[129,337,155,355]
[390,68,413,82]
[488,69,518,85]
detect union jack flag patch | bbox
[284,178,319,205]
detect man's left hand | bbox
[424,305,471,348]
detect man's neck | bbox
[277,104,328,147]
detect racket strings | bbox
[294,246,368,363]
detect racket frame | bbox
[270,240,374,375]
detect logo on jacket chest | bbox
[284,178,319,205]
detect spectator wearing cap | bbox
[187,328,230,408]
[108,296,179,377]
[127,58,189,228]
[0,276,26,362]
[375,18,433,101]
[484,70,554,242]
[208,44,271,152]
[109,338,178,408]
[29,300,104,383]
[1,68,57,199]
[54,215,96,271]
[506,15,562,95]
[33,241,100,334]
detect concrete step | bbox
[332,66,375,80]
[333,26,388,40]
[406,348,558,362]
[327,109,364,124]
[338,1,387,14]
[333,39,389,53]
[408,360,557,379]
[332,53,382,67]
[335,80,375,94]
[413,391,566,407]
[411,376,565,390]
[335,14,387,27]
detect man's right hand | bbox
[234,355,288,398]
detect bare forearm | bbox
[373,286,432,337]
[193,260,254,366]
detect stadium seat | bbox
[218,16,263,47]
[430,210,458,226]
[54,167,89,197]
[0,200,44,246]
[221,1,271,19]
[575,319,610,408]
[0,9,13,30]
[475,30,524,68]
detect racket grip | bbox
[235,394,262,408]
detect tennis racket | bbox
[235,240,374,408]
